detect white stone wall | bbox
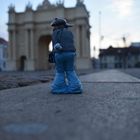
[7,4,91,71]
[0,44,7,71]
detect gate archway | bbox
[7,0,91,71]
[38,35,52,70]
[20,56,27,71]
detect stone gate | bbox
[7,0,91,71]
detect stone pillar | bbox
[12,30,16,60]
[6,30,17,71]
[24,28,35,71]
[28,29,35,70]
[75,25,80,57]
[75,24,92,70]
[8,30,12,60]
[25,29,29,59]
[81,24,87,57]
[87,28,91,57]
[30,29,34,59]
[79,25,82,57]
[82,25,90,57]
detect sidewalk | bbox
[0,70,140,140]
[80,69,140,82]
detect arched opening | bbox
[49,41,53,51]
[20,55,26,71]
[38,35,52,70]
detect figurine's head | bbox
[50,18,73,28]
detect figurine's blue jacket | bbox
[52,27,76,52]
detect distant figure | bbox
[50,18,83,94]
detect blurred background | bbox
[0,0,140,71]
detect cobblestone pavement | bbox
[120,68,140,79]
[0,69,100,90]
[0,69,140,140]
[80,69,140,82]
[0,70,54,90]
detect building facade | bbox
[99,44,140,69]
[7,0,91,71]
[0,38,8,71]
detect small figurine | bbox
[50,18,83,94]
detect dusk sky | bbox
[0,0,140,57]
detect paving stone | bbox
[0,69,140,140]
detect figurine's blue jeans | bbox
[51,52,82,94]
